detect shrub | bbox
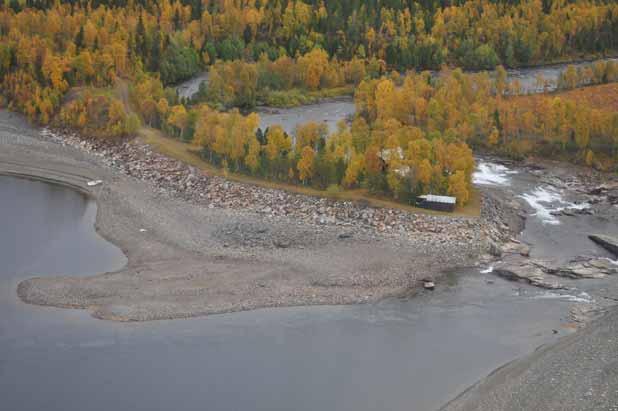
[58,92,137,138]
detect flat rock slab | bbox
[494,255,617,290]
[534,257,618,279]
[494,256,566,290]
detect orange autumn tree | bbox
[297,146,316,184]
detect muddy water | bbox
[1,173,597,411]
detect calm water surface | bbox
[0,175,589,411]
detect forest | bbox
[1,0,618,208]
[198,51,373,109]
[130,62,618,207]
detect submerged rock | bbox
[588,234,618,256]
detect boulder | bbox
[588,234,618,257]
[502,240,531,257]
[488,240,503,257]
[556,259,617,279]
[273,239,291,249]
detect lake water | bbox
[0,174,594,411]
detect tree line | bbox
[59,91,140,137]
[353,66,618,170]
[131,69,477,206]
[555,60,618,91]
[131,63,618,207]
[198,50,379,109]
[2,0,618,124]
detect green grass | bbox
[258,85,355,108]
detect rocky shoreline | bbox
[439,156,618,411]
[476,156,618,324]
[1,111,496,321]
[4,109,618,410]
[441,305,618,411]
[9,110,617,326]
[42,127,480,239]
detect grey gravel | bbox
[0,110,491,322]
[441,307,618,411]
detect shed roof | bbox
[418,194,457,204]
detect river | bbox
[3,159,616,410]
[176,58,617,135]
[474,161,618,263]
[176,72,209,100]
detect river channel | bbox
[176,58,618,135]
[2,158,615,410]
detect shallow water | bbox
[508,58,618,93]
[257,98,356,135]
[0,176,126,345]
[176,72,209,100]
[474,160,618,263]
[0,174,595,411]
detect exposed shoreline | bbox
[442,156,618,411]
[441,305,618,411]
[1,110,490,322]
[4,108,618,409]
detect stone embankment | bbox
[41,127,482,242]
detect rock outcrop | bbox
[537,257,618,279]
[494,254,618,289]
[493,256,566,290]
[587,183,618,205]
